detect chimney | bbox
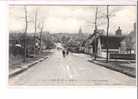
[115,26,122,36]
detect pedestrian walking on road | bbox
[66,49,69,55]
[62,50,66,58]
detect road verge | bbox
[9,56,48,78]
[89,59,136,78]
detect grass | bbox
[89,58,136,78]
[9,51,52,72]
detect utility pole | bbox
[34,9,38,57]
[106,5,109,63]
[94,7,98,60]
[39,23,43,54]
[23,6,28,62]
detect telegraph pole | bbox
[39,23,43,54]
[23,6,28,62]
[94,7,98,60]
[34,9,38,57]
[106,5,109,63]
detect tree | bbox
[61,36,70,44]
[33,8,38,56]
[39,22,44,53]
[89,6,120,62]
[41,32,56,49]
[23,6,28,62]
[16,6,33,61]
[32,8,46,55]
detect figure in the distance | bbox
[62,50,66,58]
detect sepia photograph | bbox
[8,5,137,86]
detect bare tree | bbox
[39,22,44,54]
[33,8,46,55]
[33,8,38,56]
[94,7,98,30]
[10,6,33,62]
[90,6,121,62]
[23,6,28,62]
[34,9,38,33]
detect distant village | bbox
[9,22,136,65]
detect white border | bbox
[8,0,137,5]
[7,0,137,88]
[0,0,137,99]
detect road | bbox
[9,49,136,86]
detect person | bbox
[62,50,66,57]
[66,49,69,55]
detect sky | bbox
[9,5,136,35]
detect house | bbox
[120,23,136,54]
[96,35,126,57]
[80,27,126,58]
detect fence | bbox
[110,54,136,60]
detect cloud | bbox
[9,6,136,34]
